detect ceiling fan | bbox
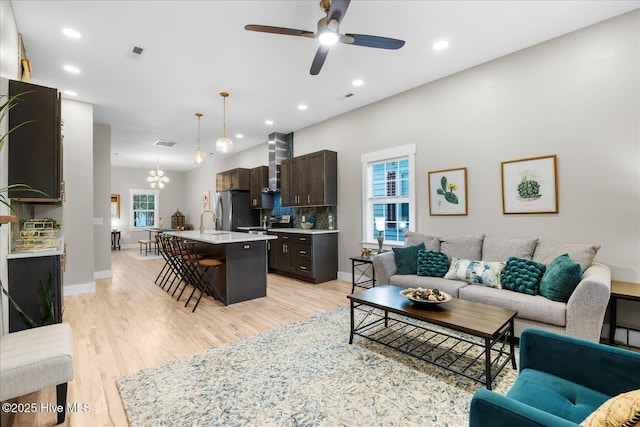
[245,0,405,75]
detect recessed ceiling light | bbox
[352,79,364,87]
[433,40,449,51]
[64,90,77,97]
[298,104,308,111]
[235,134,244,139]
[61,28,81,39]
[265,120,274,126]
[63,65,80,74]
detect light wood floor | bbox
[2,250,353,427]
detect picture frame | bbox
[428,167,468,216]
[110,194,120,218]
[501,154,558,214]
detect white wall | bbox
[94,123,111,278]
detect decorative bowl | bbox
[300,222,315,229]
[399,288,452,305]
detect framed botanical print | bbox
[428,167,468,216]
[501,155,558,214]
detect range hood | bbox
[265,132,288,192]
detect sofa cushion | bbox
[581,389,640,427]
[533,241,600,273]
[439,235,484,262]
[444,258,505,288]
[416,250,449,277]
[459,285,567,326]
[403,231,440,251]
[540,254,583,303]
[392,243,426,275]
[389,275,468,298]
[507,369,610,424]
[501,257,546,296]
[481,235,538,262]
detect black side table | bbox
[111,230,121,250]
[350,256,376,293]
[609,280,640,345]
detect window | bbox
[129,189,159,230]
[362,144,416,247]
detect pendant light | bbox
[215,92,233,154]
[193,112,206,165]
[147,158,169,188]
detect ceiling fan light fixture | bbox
[318,29,339,46]
[216,92,233,154]
[193,112,207,165]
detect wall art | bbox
[501,154,558,214]
[428,167,468,216]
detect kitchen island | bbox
[165,230,277,305]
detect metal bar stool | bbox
[182,241,224,311]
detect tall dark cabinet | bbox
[281,150,337,207]
[250,166,273,209]
[8,255,63,332]
[8,79,63,203]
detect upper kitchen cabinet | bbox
[216,168,250,192]
[250,166,273,209]
[8,80,63,203]
[281,150,337,207]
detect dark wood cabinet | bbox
[8,79,63,203]
[281,150,337,207]
[269,231,338,283]
[8,255,63,332]
[249,166,273,209]
[216,168,250,192]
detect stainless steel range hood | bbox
[265,132,288,192]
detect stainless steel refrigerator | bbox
[214,191,258,231]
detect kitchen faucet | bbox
[199,209,217,234]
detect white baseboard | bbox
[94,270,112,280]
[64,281,96,295]
[337,271,351,283]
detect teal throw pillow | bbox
[501,256,546,295]
[539,253,582,302]
[416,250,449,277]
[392,243,426,275]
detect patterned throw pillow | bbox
[444,257,505,288]
[581,389,640,427]
[501,256,547,295]
[392,243,426,275]
[416,250,449,277]
[539,253,582,302]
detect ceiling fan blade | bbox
[342,33,405,50]
[245,24,315,39]
[310,46,330,75]
[327,0,351,25]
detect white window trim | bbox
[129,189,159,231]
[361,144,416,248]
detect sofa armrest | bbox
[565,262,611,342]
[519,329,640,396]
[372,251,397,285]
[470,389,580,427]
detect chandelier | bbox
[193,112,206,165]
[147,158,169,188]
[215,92,233,153]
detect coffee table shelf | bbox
[348,285,517,390]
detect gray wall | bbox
[111,166,187,246]
[94,123,111,277]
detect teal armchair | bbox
[469,329,640,427]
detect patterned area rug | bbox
[117,306,518,426]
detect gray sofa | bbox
[372,232,610,342]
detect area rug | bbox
[117,306,518,426]
[125,250,162,261]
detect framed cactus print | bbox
[501,155,558,214]
[428,167,468,216]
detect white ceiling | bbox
[10,0,639,172]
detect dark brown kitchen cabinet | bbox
[281,150,337,207]
[250,166,273,209]
[8,255,63,332]
[269,231,338,283]
[8,79,63,203]
[216,168,250,192]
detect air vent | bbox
[132,46,144,55]
[344,93,354,98]
[153,139,176,147]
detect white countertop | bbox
[8,238,65,259]
[165,230,277,244]
[267,229,339,234]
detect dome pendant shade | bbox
[216,92,233,154]
[193,112,207,165]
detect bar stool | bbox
[182,241,225,311]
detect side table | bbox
[609,280,640,345]
[111,230,121,250]
[350,256,376,293]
